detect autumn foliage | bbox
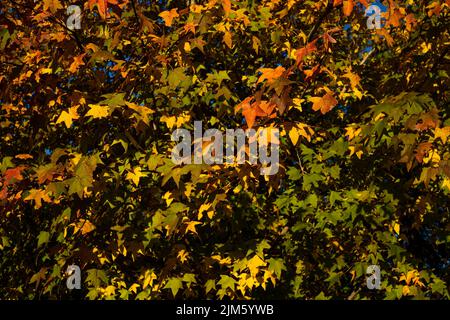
[0,0,449,299]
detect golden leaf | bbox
[86,104,109,119]
[309,93,338,114]
[159,9,179,27]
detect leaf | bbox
[164,278,183,297]
[295,41,317,66]
[247,255,266,277]
[222,0,231,16]
[15,154,33,160]
[268,258,286,278]
[185,221,201,235]
[288,123,314,145]
[442,178,450,191]
[126,167,146,186]
[159,9,179,27]
[88,0,118,20]
[434,126,450,143]
[79,219,96,235]
[223,31,233,49]
[68,54,86,74]
[43,0,63,13]
[235,97,259,129]
[3,166,25,185]
[86,104,109,119]
[343,69,361,89]
[37,231,50,248]
[24,189,51,209]
[205,279,216,294]
[343,0,354,16]
[309,93,338,114]
[394,223,400,235]
[56,106,80,128]
[217,275,235,291]
[86,269,108,287]
[257,66,286,84]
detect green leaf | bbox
[164,278,183,297]
[268,258,286,278]
[37,231,50,248]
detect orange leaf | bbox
[295,41,317,67]
[15,154,33,160]
[88,0,118,20]
[223,31,233,48]
[222,0,231,17]
[4,167,25,185]
[257,66,286,84]
[24,189,51,209]
[309,93,338,114]
[159,9,179,27]
[43,0,63,14]
[68,54,85,74]
[343,0,354,16]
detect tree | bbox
[0,0,449,300]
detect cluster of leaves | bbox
[0,0,449,299]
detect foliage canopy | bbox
[0,0,449,299]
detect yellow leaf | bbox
[252,36,261,54]
[185,221,202,235]
[104,285,116,296]
[434,126,450,143]
[247,255,266,277]
[184,41,191,52]
[343,69,361,90]
[56,106,79,128]
[160,115,176,129]
[292,98,304,112]
[80,219,96,235]
[159,9,179,27]
[126,167,146,186]
[420,42,432,54]
[198,202,212,220]
[177,250,189,263]
[402,285,410,296]
[442,178,450,191]
[163,191,174,206]
[142,271,157,289]
[345,126,361,141]
[125,102,155,125]
[212,255,232,265]
[86,104,109,119]
[406,270,415,285]
[176,113,191,127]
[24,189,51,209]
[288,126,300,145]
[129,283,140,294]
[394,222,400,235]
[349,146,363,159]
[223,31,233,49]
